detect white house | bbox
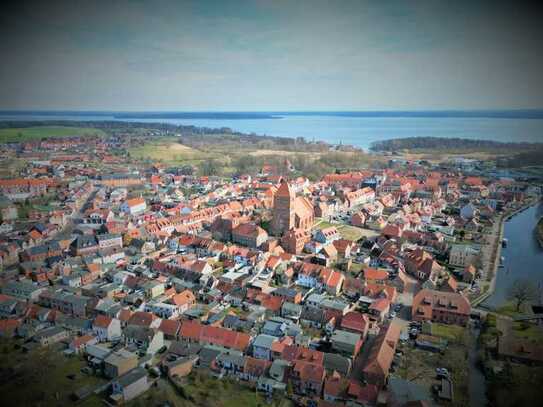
[449,244,480,268]
[97,233,123,250]
[143,302,180,319]
[121,198,147,215]
[111,367,151,403]
[92,315,122,342]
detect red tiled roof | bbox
[93,314,112,328]
[158,319,181,337]
[369,298,390,313]
[364,268,389,281]
[294,360,325,383]
[127,311,155,327]
[172,290,196,306]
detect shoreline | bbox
[536,216,543,248]
[473,198,539,308]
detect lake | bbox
[1,112,543,150]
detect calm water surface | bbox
[483,203,543,309]
[1,114,543,150]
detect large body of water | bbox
[1,112,543,150]
[483,203,543,309]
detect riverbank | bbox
[474,198,540,308]
[536,216,543,248]
[477,199,542,310]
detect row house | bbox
[39,290,95,317]
[412,289,471,326]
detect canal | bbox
[483,202,543,309]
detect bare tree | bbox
[507,279,538,311]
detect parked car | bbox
[436,367,450,378]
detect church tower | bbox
[272,179,295,236]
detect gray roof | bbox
[216,352,245,367]
[331,329,361,345]
[167,340,202,357]
[116,367,148,387]
[34,326,67,339]
[105,349,137,366]
[321,298,349,311]
[97,233,121,242]
[124,326,155,342]
[323,352,352,376]
[269,358,290,381]
[281,302,302,313]
[388,377,432,405]
[253,334,277,349]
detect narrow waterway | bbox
[468,325,488,407]
[482,202,543,309]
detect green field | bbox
[431,323,466,342]
[313,219,371,242]
[129,138,221,164]
[0,126,107,143]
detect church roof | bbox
[276,180,295,199]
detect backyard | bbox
[131,372,294,407]
[394,326,469,407]
[0,340,106,407]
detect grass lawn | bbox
[511,321,543,344]
[495,302,527,318]
[313,219,367,241]
[431,323,466,342]
[0,126,107,143]
[0,340,106,406]
[129,139,221,164]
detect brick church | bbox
[271,179,314,237]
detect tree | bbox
[179,165,194,175]
[200,159,221,176]
[507,279,538,312]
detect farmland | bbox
[0,126,107,143]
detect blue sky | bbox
[1,0,542,110]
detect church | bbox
[271,179,314,237]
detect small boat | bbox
[501,238,508,248]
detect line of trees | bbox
[370,137,542,153]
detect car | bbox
[436,367,450,378]
[80,367,93,375]
[394,304,402,312]
[389,312,397,319]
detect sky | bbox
[1,0,542,111]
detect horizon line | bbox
[2,108,543,113]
